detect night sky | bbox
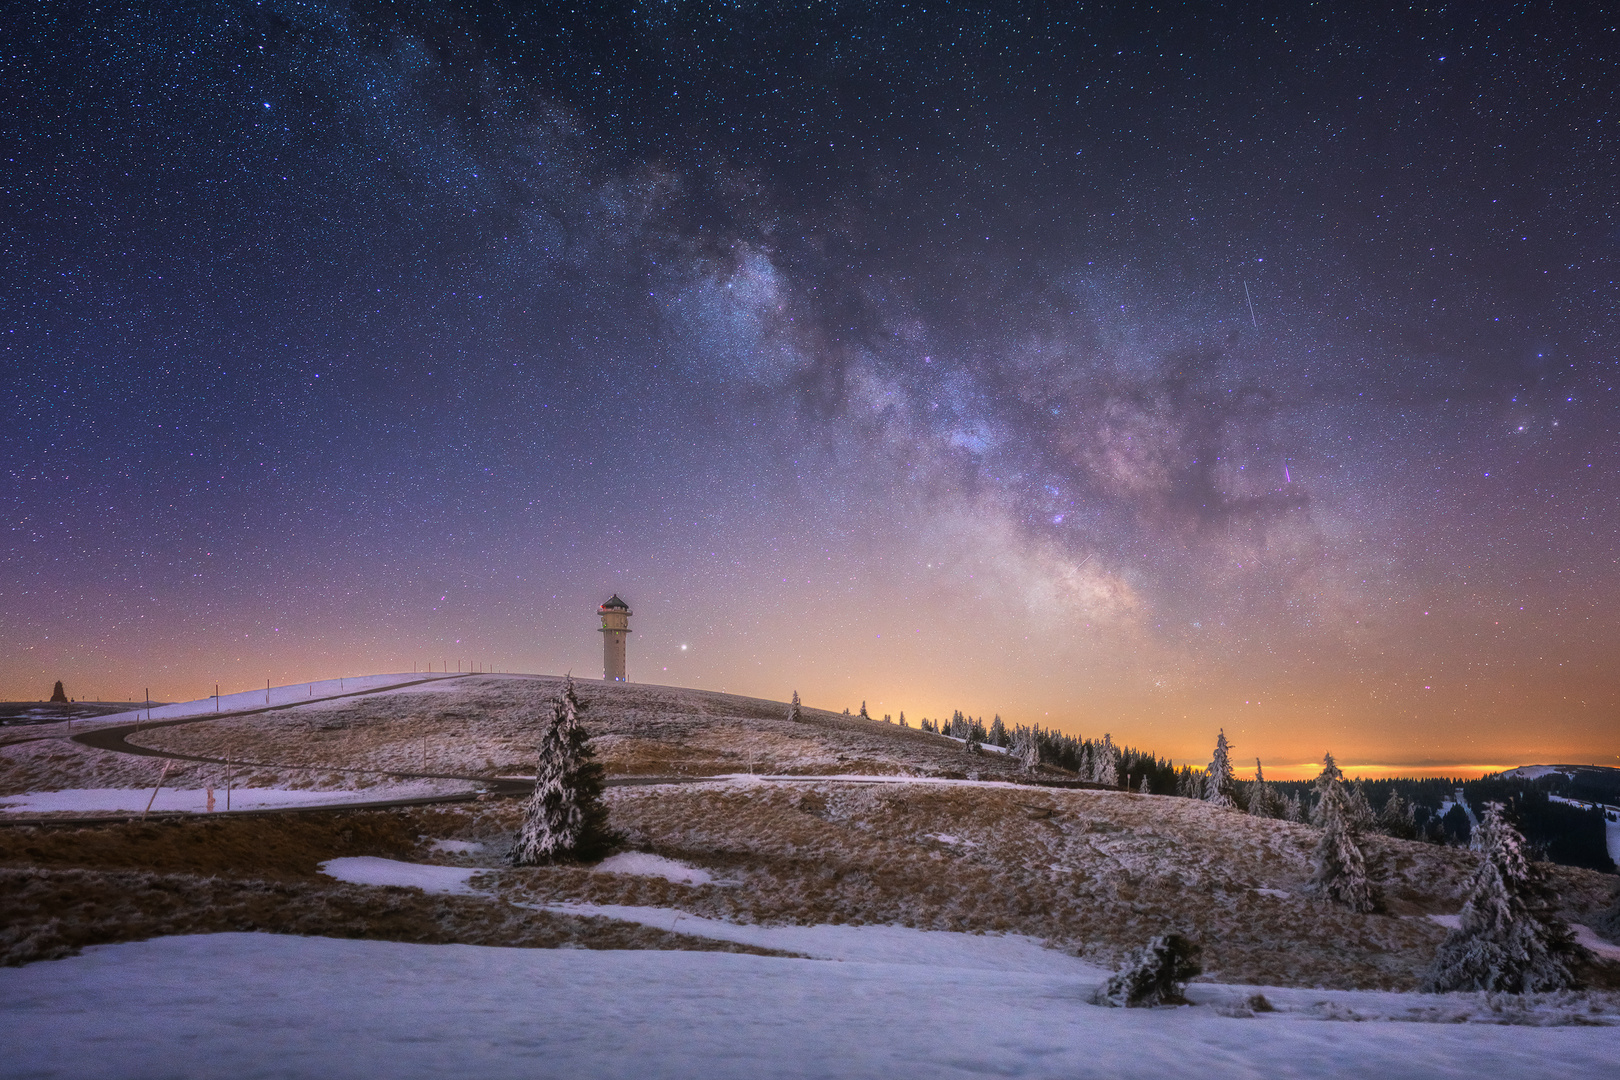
[5,2,1617,775]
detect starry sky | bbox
[5,1,1617,775]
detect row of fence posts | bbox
[112,665,502,817]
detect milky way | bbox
[5,2,1616,772]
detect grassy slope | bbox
[3,674,1616,988]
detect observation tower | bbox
[598,595,632,682]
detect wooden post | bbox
[142,761,172,821]
[226,752,232,811]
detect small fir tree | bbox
[1310,754,1374,912]
[988,714,1008,747]
[1139,773,1152,795]
[1177,768,1203,799]
[50,680,68,703]
[859,700,869,720]
[1345,781,1377,832]
[898,711,907,728]
[1093,733,1119,787]
[1423,802,1585,992]
[1283,790,1304,823]
[1015,727,1040,773]
[1309,752,1345,826]
[964,724,982,755]
[787,690,801,723]
[1247,759,1277,818]
[509,677,613,865]
[1378,792,1417,839]
[1203,730,1236,808]
[1095,933,1202,1007]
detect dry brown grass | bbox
[0,867,797,967]
[0,809,797,966]
[0,810,424,878]
[470,780,1620,991]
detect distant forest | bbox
[915,712,1617,875]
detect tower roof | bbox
[600,594,630,611]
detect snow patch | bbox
[320,857,484,895]
[593,852,714,885]
[1499,766,1574,781]
[1254,888,1291,900]
[427,839,485,854]
[536,901,1095,974]
[1570,924,1620,962]
[1428,913,1463,929]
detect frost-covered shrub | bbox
[509,676,615,866]
[1095,932,1202,1007]
[1423,802,1586,993]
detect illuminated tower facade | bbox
[598,594,632,682]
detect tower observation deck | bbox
[598,595,632,682]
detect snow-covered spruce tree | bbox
[898,710,907,728]
[1309,752,1345,826]
[1139,773,1152,795]
[1014,727,1040,773]
[988,714,1008,747]
[1283,790,1304,823]
[859,700,869,720]
[1094,733,1119,788]
[787,690,801,723]
[1345,781,1377,833]
[1176,768,1202,799]
[50,680,68,703]
[509,677,613,866]
[1247,759,1277,818]
[1378,792,1417,839]
[1310,759,1374,913]
[1203,730,1236,808]
[1423,802,1586,992]
[1095,933,1202,1007]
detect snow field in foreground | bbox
[0,781,469,815]
[3,934,1616,1080]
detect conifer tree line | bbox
[909,711,1183,788]
[885,699,1611,874]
